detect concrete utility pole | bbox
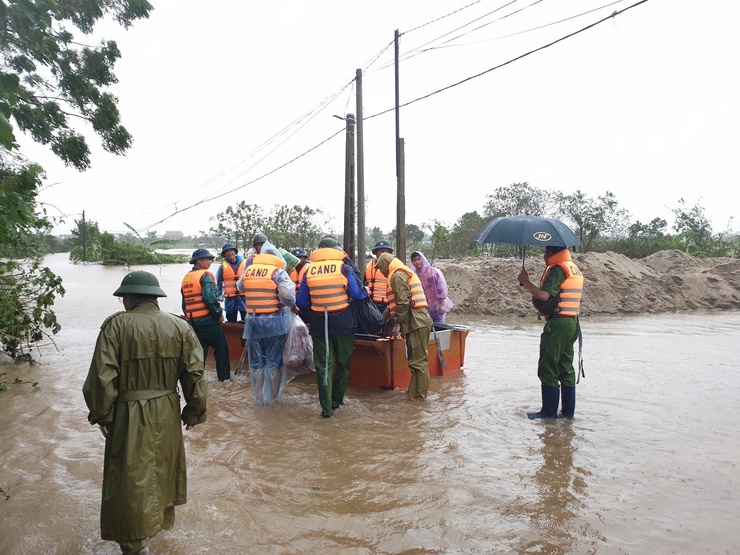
[397,139,406,263]
[340,113,356,261]
[82,209,87,262]
[356,68,366,275]
[394,29,406,262]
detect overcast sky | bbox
[21,0,740,238]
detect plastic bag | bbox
[283,313,315,376]
[352,296,384,335]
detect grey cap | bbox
[190,248,215,264]
[113,271,167,297]
[252,233,268,246]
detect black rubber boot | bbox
[560,385,576,418]
[527,385,560,420]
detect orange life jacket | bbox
[289,262,309,296]
[306,248,350,313]
[182,269,217,319]
[539,249,583,317]
[365,259,389,303]
[241,253,283,314]
[385,259,429,318]
[221,259,247,298]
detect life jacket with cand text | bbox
[241,253,283,314]
[306,248,350,313]
[538,249,583,317]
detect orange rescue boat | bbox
[220,322,470,390]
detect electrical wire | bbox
[366,0,648,120]
[135,128,345,233]
[134,0,648,233]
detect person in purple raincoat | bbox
[410,251,454,324]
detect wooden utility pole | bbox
[356,68,366,275]
[394,29,406,262]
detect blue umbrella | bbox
[473,215,582,248]
[473,215,582,283]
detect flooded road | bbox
[1,254,738,554]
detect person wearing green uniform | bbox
[83,271,207,555]
[296,237,367,418]
[375,252,434,402]
[518,246,584,419]
[182,248,231,382]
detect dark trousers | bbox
[537,317,578,388]
[312,334,356,416]
[191,318,231,381]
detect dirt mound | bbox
[436,250,740,318]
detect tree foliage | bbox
[265,204,330,250]
[1,0,153,169]
[483,182,553,218]
[0,154,65,359]
[206,202,329,253]
[557,190,631,251]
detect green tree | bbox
[1,0,153,169]
[448,211,486,258]
[0,155,65,359]
[425,219,450,262]
[68,217,102,262]
[1,1,152,360]
[483,182,553,219]
[557,190,630,252]
[265,204,329,250]
[206,201,266,253]
[669,199,713,256]
[389,223,426,254]
[366,226,385,249]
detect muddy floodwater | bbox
[1,254,739,554]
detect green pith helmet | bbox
[372,239,393,254]
[318,237,339,249]
[113,271,167,297]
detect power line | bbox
[135,128,345,233]
[136,0,649,233]
[366,0,648,120]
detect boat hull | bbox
[220,322,469,390]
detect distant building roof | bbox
[164,230,184,239]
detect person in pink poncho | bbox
[410,251,454,324]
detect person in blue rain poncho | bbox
[237,241,299,404]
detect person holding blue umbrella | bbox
[518,245,584,419]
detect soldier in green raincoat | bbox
[83,271,207,555]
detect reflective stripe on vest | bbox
[365,260,389,303]
[182,269,217,319]
[386,262,429,318]
[540,251,583,317]
[306,249,349,312]
[242,253,283,314]
[222,259,247,298]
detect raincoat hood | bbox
[375,252,395,276]
[410,251,431,277]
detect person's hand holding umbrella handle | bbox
[517,267,530,288]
